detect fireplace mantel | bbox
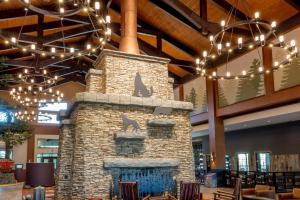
[104,158,180,168]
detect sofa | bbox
[277,188,300,200]
[0,182,24,200]
[242,185,276,199]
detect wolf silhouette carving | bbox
[133,72,153,97]
[120,113,141,132]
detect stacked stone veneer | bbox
[55,50,195,200]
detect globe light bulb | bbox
[226,71,231,77]
[220,20,225,27]
[238,37,243,49]
[106,15,111,23]
[217,43,222,55]
[254,12,260,19]
[11,37,16,43]
[95,1,100,10]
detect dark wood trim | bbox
[217,85,300,118]
[200,0,208,34]
[262,47,274,95]
[190,112,208,125]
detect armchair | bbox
[214,178,242,200]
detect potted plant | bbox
[0,120,33,159]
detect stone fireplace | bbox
[55,50,195,200]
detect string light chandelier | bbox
[1,0,111,59]
[9,68,64,107]
[195,1,298,80]
[14,109,52,122]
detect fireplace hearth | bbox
[55,50,195,200]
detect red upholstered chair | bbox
[119,181,139,200]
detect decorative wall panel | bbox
[183,77,207,113]
[217,48,265,107]
[273,27,300,91]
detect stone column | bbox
[55,120,74,200]
[119,0,140,54]
[85,69,103,93]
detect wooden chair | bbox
[168,181,202,200]
[214,178,242,200]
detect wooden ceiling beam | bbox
[285,0,300,11]
[210,0,250,21]
[109,2,198,56]
[149,0,219,35]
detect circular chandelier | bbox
[1,0,111,58]
[195,3,298,80]
[9,68,64,107]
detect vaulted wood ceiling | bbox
[0,0,299,89]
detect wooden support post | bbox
[179,84,184,101]
[206,75,225,169]
[157,32,162,56]
[263,47,274,95]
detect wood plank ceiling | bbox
[0,0,299,89]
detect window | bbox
[37,139,59,148]
[38,103,67,124]
[39,103,68,112]
[36,153,58,169]
[0,150,5,159]
[238,153,249,171]
[225,155,231,170]
[256,152,270,172]
[0,111,8,123]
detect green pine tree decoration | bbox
[185,87,197,108]
[236,59,264,102]
[200,89,208,112]
[280,57,300,89]
[218,82,229,107]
